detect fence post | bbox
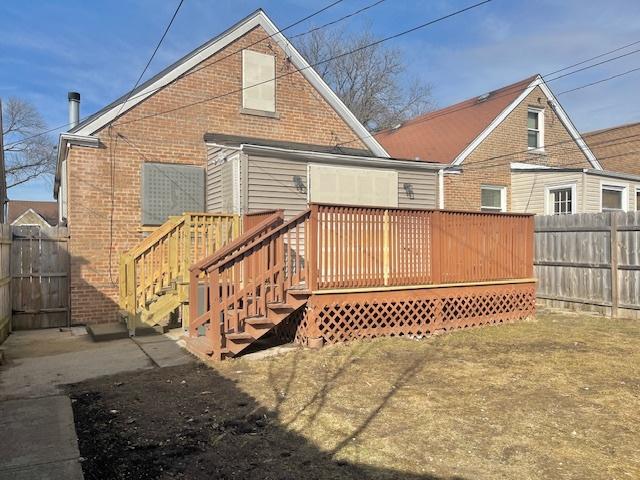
[610,212,619,318]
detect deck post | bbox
[308,205,319,291]
[306,303,323,349]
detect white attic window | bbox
[242,49,276,113]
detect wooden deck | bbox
[186,204,536,360]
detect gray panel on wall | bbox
[141,162,204,225]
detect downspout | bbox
[438,169,445,209]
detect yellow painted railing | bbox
[119,213,241,323]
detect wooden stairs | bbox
[186,209,313,360]
[119,213,242,333]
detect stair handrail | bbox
[119,212,241,320]
[189,208,314,356]
[190,210,285,274]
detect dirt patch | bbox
[70,312,640,479]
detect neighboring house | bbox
[583,121,640,176]
[7,200,58,227]
[53,9,442,325]
[377,74,640,215]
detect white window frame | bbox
[636,187,640,211]
[600,181,628,212]
[544,183,577,215]
[527,107,545,152]
[480,185,507,212]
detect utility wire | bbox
[4,0,381,147]
[335,47,640,148]
[557,66,640,95]
[108,0,185,286]
[113,0,495,127]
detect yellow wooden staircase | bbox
[119,213,242,333]
[186,209,314,360]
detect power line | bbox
[557,66,640,95]
[113,0,495,127]
[335,42,640,148]
[113,0,186,120]
[545,39,640,77]
[545,46,640,82]
[3,0,373,147]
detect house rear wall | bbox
[66,25,370,325]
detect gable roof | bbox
[377,75,600,168]
[583,121,640,176]
[69,9,388,157]
[7,200,58,226]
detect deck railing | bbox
[189,209,304,343]
[311,204,534,290]
[119,213,241,318]
[187,204,534,355]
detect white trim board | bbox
[70,10,388,158]
[452,75,600,169]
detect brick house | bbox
[583,121,640,176]
[377,75,640,215]
[53,10,443,325]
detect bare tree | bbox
[296,26,435,131]
[1,97,56,189]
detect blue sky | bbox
[2,0,639,201]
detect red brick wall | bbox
[66,25,370,325]
[444,86,592,211]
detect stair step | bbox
[268,302,295,311]
[86,322,129,342]
[245,316,274,327]
[225,332,254,342]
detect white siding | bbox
[512,170,640,214]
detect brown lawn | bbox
[70,310,640,480]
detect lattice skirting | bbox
[301,283,536,345]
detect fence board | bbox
[0,224,11,343]
[11,225,70,330]
[535,211,640,319]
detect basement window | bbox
[527,108,544,150]
[242,50,276,114]
[480,185,506,212]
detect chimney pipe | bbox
[68,92,80,129]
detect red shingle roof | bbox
[7,200,58,226]
[377,75,538,163]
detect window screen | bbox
[141,163,204,225]
[242,50,275,112]
[308,164,398,208]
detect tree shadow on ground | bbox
[70,354,467,480]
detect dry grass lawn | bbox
[72,310,640,479]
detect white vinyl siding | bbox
[308,164,398,208]
[242,50,275,112]
[511,170,640,214]
[206,151,438,219]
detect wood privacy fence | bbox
[535,211,640,319]
[0,224,10,343]
[314,205,534,290]
[11,225,70,330]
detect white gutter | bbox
[54,133,100,198]
[239,143,444,171]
